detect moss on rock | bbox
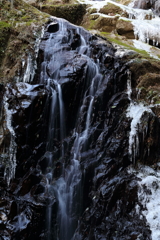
[99,2,127,16]
[129,59,160,84]
[0,22,11,68]
[0,0,49,83]
[116,18,134,39]
[137,73,160,89]
[119,0,132,5]
[94,15,119,32]
[41,4,86,24]
[88,8,97,14]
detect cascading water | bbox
[39,18,104,240]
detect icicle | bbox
[3,91,17,186]
[136,88,141,100]
[148,145,150,156]
[136,166,160,240]
[22,27,44,83]
[132,16,160,47]
[23,54,35,83]
[127,103,152,163]
[34,26,45,59]
[126,70,132,100]
[153,38,155,46]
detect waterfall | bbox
[3,1,160,238]
[44,78,66,238]
[38,17,105,240]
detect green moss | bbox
[21,15,31,20]
[138,73,160,88]
[0,0,50,82]
[1,0,49,24]
[0,22,11,29]
[88,19,96,29]
[0,22,11,67]
[88,8,97,14]
[100,32,150,57]
[100,32,110,35]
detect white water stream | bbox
[40,18,104,240]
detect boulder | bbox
[99,2,125,16]
[116,18,134,39]
[41,4,86,25]
[95,15,119,32]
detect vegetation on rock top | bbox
[40,3,86,24]
[0,0,49,83]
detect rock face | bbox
[40,4,86,25]
[99,2,125,15]
[0,0,49,84]
[116,19,134,39]
[1,16,160,240]
[94,15,119,32]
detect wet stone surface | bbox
[0,18,160,240]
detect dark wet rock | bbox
[71,33,81,50]
[74,172,151,240]
[116,19,134,39]
[47,22,59,33]
[19,170,42,196]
